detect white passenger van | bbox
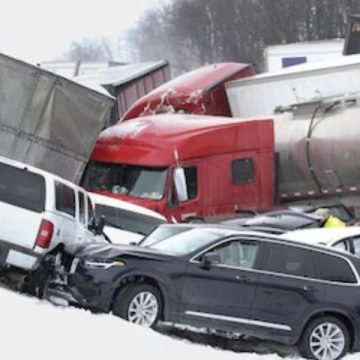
[0,156,105,272]
[89,193,167,245]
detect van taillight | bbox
[35,220,54,249]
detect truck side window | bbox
[184,166,198,200]
[55,182,76,217]
[232,158,254,185]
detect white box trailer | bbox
[0,52,114,183]
[264,39,344,72]
[226,54,360,118]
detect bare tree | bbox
[62,37,116,61]
[125,0,360,74]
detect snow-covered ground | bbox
[0,286,358,360]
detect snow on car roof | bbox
[280,227,360,246]
[88,192,166,220]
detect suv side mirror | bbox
[88,215,106,235]
[201,252,221,269]
[96,215,106,235]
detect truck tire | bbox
[298,316,350,360]
[113,283,162,328]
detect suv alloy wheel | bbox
[299,316,350,360]
[113,283,162,328]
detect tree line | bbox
[126,0,360,74]
[62,0,360,76]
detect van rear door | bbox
[0,162,45,249]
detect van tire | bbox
[298,316,350,360]
[113,283,162,328]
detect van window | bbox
[95,205,165,236]
[78,192,86,224]
[55,182,75,217]
[0,163,45,213]
[232,158,254,185]
[262,242,317,279]
[87,196,94,221]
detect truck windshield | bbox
[82,162,168,200]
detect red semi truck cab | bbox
[82,114,275,222]
[121,63,256,121]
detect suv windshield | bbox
[139,226,192,247]
[83,162,168,200]
[143,228,227,256]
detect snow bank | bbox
[0,287,282,360]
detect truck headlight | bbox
[83,259,126,270]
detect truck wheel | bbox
[299,316,350,360]
[113,283,162,328]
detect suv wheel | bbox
[299,316,350,360]
[113,283,162,328]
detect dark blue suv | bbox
[67,224,360,360]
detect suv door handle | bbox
[303,285,317,293]
[236,275,253,283]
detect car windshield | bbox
[139,226,192,247]
[142,228,227,256]
[82,162,168,200]
[95,204,165,236]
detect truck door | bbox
[168,164,203,222]
[202,152,261,215]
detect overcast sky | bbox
[0,0,161,64]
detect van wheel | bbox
[299,316,350,360]
[113,283,162,328]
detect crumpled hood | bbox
[66,243,174,261]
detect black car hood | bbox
[66,243,175,261]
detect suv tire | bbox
[299,316,350,360]
[113,283,162,328]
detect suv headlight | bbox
[83,259,126,270]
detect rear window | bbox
[315,252,357,284]
[95,204,165,236]
[0,162,45,212]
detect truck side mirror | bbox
[174,167,188,203]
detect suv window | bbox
[262,242,317,279]
[55,182,75,217]
[352,237,360,257]
[315,252,357,284]
[95,205,165,236]
[0,163,45,213]
[209,240,259,269]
